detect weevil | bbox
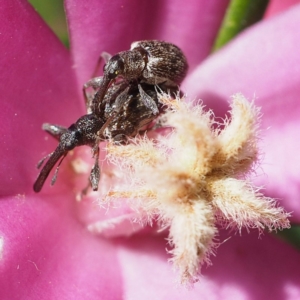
[84,40,188,115]
[34,40,188,192]
[33,82,166,193]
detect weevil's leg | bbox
[91,75,112,114]
[83,77,103,90]
[138,84,159,115]
[113,86,131,113]
[96,86,131,139]
[112,134,128,145]
[83,52,112,110]
[83,76,104,112]
[82,51,112,110]
[100,52,112,64]
[42,123,68,140]
[89,146,100,191]
[90,86,131,171]
[92,52,112,78]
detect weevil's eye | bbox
[105,55,124,79]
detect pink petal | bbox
[0,1,143,234]
[65,0,229,86]
[265,0,300,18]
[0,1,83,195]
[63,0,229,235]
[184,6,300,220]
[116,231,300,299]
[0,194,122,299]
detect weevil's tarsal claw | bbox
[138,84,159,115]
[33,146,67,193]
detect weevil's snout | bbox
[104,54,124,80]
[33,126,83,193]
[33,146,67,193]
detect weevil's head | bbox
[33,114,103,193]
[104,54,124,80]
[33,127,85,193]
[92,55,125,107]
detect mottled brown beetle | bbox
[84,40,188,115]
[34,40,188,192]
[33,82,167,193]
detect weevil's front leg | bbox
[83,76,104,112]
[93,52,112,77]
[138,84,159,115]
[80,144,101,196]
[89,145,100,191]
[42,123,68,140]
[83,52,113,112]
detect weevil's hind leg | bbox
[42,123,68,140]
[138,84,159,115]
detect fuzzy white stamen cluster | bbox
[104,93,290,285]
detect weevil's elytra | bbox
[34,40,188,193]
[130,40,188,86]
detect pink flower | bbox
[0,0,299,299]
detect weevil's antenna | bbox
[36,152,54,169]
[50,153,67,186]
[33,146,67,193]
